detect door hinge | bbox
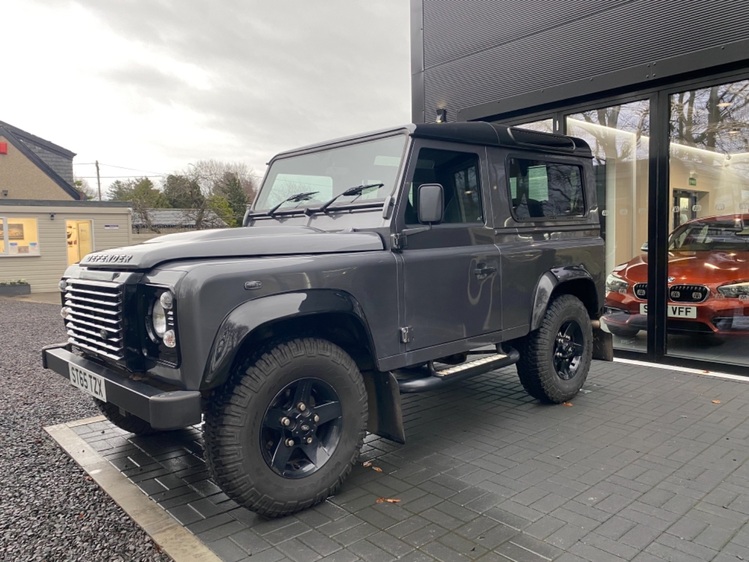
[399,326,412,344]
[391,232,406,251]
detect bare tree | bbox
[181,160,259,228]
[73,177,97,200]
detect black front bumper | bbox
[42,344,202,430]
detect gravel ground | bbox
[0,298,173,562]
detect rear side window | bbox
[508,158,585,220]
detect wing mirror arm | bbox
[392,183,444,251]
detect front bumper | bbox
[42,343,202,430]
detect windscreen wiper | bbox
[267,191,319,216]
[317,183,384,213]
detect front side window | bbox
[406,147,483,224]
[0,217,40,256]
[508,158,585,220]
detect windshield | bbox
[669,218,749,251]
[254,135,406,213]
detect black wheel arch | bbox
[530,266,600,331]
[203,337,369,517]
[202,290,377,390]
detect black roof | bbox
[0,120,81,200]
[410,122,592,156]
[271,122,592,161]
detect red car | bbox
[603,214,749,337]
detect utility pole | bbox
[95,160,102,201]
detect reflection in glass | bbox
[567,101,650,352]
[514,118,554,133]
[508,159,585,219]
[667,80,749,365]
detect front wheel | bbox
[204,338,368,517]
[516,294,593,403]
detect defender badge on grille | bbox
[83,253,134,264]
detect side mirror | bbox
[417,183,444,224]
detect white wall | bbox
[0,205,132,292]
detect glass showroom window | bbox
[0,217,40,256]
[666,79,749,366]
[566,100,651,353]
[514,118,555,133]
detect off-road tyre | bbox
[516,294,593,403]
[95,399,159,435]
[204,337,368,518]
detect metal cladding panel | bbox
[422,0,633,69]
[417,0,749,121]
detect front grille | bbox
[633,283,648,300]
[64,279,125,361]
[669,285,709,303]
[632,283,709,303]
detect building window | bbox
[0,217,40,256]
[514,118,555,133]
[665,79,749,366]
[566,100,650,354]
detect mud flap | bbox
[362,371,405,444]
[593,326,614,361]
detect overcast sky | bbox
[5,0,411,191]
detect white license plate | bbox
[69,363,107,401]
[639,303,697,318]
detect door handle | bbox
[474,264,497,279]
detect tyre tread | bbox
[516,294,593,404]
[204,337,367,518]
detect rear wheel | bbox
[516,295,593,403]
[204,337,368,517]
[95,399,159,435]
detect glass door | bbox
[667,80,749,366]
[566,100,651,352]
[66,220,93,265]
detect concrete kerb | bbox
[45,416,220,562]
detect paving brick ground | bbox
[66,360,749,561]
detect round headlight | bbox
[163,329,177,348]
[159,291,174,310]
[151,300,167,337]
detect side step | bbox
[396,347,520,393]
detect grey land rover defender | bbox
[43,122,612,517]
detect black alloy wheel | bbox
[553,319,584,380]
[516,294,593,403]
[261,377,343,478]
[204,337,368,517]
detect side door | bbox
[397,142,502,357]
